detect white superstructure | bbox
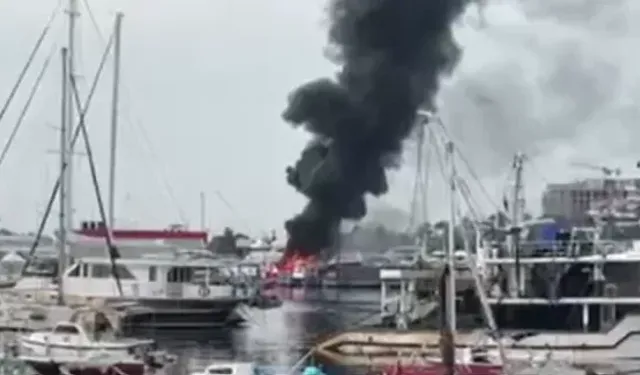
[60,254,255,303]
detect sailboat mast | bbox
[199,191,206,231]
[445,140,457,332]
[108,13,123,228]
[508,153,525,297]
[58,47,69,306]
[64,0,78,239]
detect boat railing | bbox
[486,239,632,260]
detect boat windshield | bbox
[52,324,80,335]
[23,257,58,278]
[207,367,234,375]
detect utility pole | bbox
[108,13,123,228]
[57,47,69,306]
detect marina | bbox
[1,0,640,374]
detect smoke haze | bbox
[440,0,639,175]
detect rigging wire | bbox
[70,74,123,297]
[0,43,58,170]
[21,31,115,276]
[215,190,253,234]
[431,117,506,217]
[0,1,61,127]
[82,0,188,223]
[430,125,512,374]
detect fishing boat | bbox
[19,306,155,357]
[19,307,175,375]
[361,140,508,375]
[315,149,640,371]
[318,251,390,289]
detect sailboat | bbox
[378,140,506,375]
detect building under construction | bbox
[541,177,640,223]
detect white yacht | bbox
[57,252,263,329]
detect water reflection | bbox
[159,288,381,374]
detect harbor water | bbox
[153,288,382,375]
[4,287,639,375]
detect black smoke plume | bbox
[283,0,469,254]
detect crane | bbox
[571,162,621,177]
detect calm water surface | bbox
[155,288,382,375]
[145,287,640,375]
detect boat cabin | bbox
[62,255,243,300]
[193,362,255,375]
[48,318,112,343]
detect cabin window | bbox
[91,264,111,278]
[167,267,194,283]
[208,268,229,285]
[208,368,233,375]
[148,266,157,282]
[82,263,89,277]
[190,267,207,284]
[114,265,135,279]
[90,264,136,279]
[67,264,80,277]
[53,324,79,335]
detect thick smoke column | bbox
[283,0,470,253]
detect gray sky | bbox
[0,0,639,237]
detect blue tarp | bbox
[540,223,561,242]
[302,366,326,375]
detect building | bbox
[541,177,640,223]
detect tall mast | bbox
[508,153,525,297]
[445,140,457,333]
[58,47,69,306]
[64,0,78,236]
[108,13,123,228]
[199,191,206,231]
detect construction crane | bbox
[571,162,622,177]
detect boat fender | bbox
[198,285,211,298]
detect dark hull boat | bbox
[117,298,246,330]
[318,252,391,289]
[320,262,384,288]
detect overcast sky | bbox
[0,0,639,237]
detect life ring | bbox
[198,285,211,298]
